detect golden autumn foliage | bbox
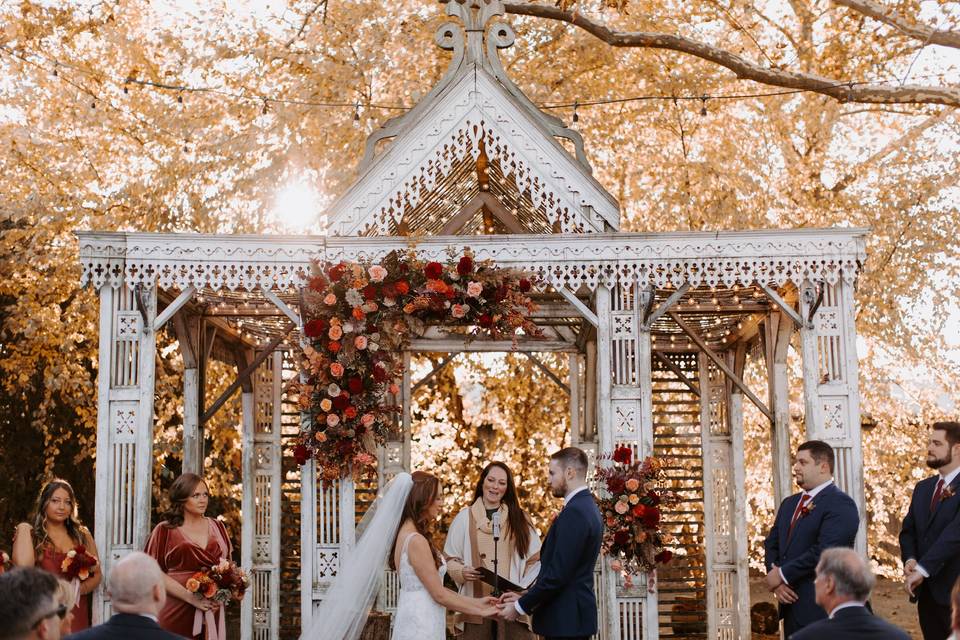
[0,0,958,575]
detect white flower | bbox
[345,288,364,307]
[342,322,355,334]
[327,383,341,397]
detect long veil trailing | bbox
[300,472,413,640]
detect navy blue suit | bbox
[518,489,603,640]
[788,605,910,640]
[763,483,859,636]
[899,473,960,640]
[66,613,185,640]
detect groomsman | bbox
[899,421,960,640]
[763,440,860,637]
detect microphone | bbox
[492,511,501,540]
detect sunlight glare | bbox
[272,180,323,233]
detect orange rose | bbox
[330,363,344,377]
[352,307,365,321]
[202,581,218,599]
[186,577,201,593]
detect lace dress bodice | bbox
[390,533,447,640]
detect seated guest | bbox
[0,566,65,640]
[950,576,960,640]
[55,580,77,637]
[790,548,910,640]
[66,552,184,640]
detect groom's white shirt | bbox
[514,484,589,616]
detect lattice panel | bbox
[255,356,275,434]
[707,363,728,437]
[110,441,137,547]
[815,283,846,384]
[618,598,644,640]
[711,446,734,565]
[611,284,641,386]
[111,297,140,388]
[317,481,341,546]
[834,446,854,496]
[316,545,340,579]
[252,570,271,639]
[713,570,737,639]
[822,397,848,437]
[613,399,641,445]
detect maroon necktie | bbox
[788,494,810,537]
[930,478,945,512]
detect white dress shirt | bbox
[780,480,834,585]
[914,465,960,578]
[514,484,590,616]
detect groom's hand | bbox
[498,592,521,604]
[497,603,520,622]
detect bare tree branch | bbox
[285,0,328,48]
[832,0,960,50]
[503,2,960,107]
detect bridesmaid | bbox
[146,473,232,639]
[12,478,101,632]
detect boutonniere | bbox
[799,501,816,518]
[942,484,956,500]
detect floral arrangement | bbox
[185,559,250,605]
[0,550,10,575]
[594,445,677,575]
[60,545,98,582]
[293,251,541,481]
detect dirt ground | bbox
[750,575,923,639]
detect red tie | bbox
[931,478,945,512]
[789,494,810,536]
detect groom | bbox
[498,447,603,640]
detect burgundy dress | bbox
[146,518,232,640]
[37,545,91,632]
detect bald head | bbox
[814,547,875,612]
[108,552,166,615]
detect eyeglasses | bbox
[31,603,68,629]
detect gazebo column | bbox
[92,283,158,622]
[799,279,866,551]
[763,311,795,505]
[173,313,202,474]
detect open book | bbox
[476,566,524,593]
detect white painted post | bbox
[134,285,158,553]
[570,353,581,445]
[698,354,718,640]
[240,386,255,640]
[764,312,794,506]
[92,285,114,624]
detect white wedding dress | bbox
[391,532,447,640]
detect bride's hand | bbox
[479,598,500,618]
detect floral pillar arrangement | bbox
[293,250,541,481]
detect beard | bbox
[550,481,567,498]
[927,450,952,469]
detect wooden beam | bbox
[201,325,293,425]
[411,354,456,392]
[759,284,803,328]
[653,351,701,397]
[154,286,196,331]
[440,192,526,235]
[260,286,301,326]
[555,286,599,328]
[645,284,691,328]
[523,353,570,394]
[668,311,773,421]
[408,338,578,353]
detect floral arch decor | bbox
[292,250,541,481]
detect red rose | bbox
[395,281,410,295]
[372,364,388,382]
[424,262,444,279]
[632,504,646,518]
[613,530,630,546]
[304,318,328,338]
[607,477,626,494]
[362,284,378,301]
[519,278,531,293]
[655,550,673,564]
[293,445,309,466]
[328,341,341,353]
[642,507,660,528]
[612,446,632,464]
[308,275,328,292]
[477,313,493,328]
[457,256,473,275]
[348,377,364,394]
[494,285,508,302]
[344,406,358,419]
[646,491,661,506]
[328,263,347,282]
[382,283,397,298]
[333,395,350,410]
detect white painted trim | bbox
[240,390,255,640]
[556,286,599,328]
[92,286,114,624]
[760,284,803,328]
[153,286,195,330]
[261,286,301,327]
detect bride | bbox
[303,470,498,640]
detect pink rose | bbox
[368,265,388,282]
[451,304,467,319]
[614,501,629,515]
[328,325,343,340]
[330,363,344,377]
[361,413,375,427]
[323,293,337,305]
[326,413,340,427]
[466,281,483,298]
[354,335,368,350]
[625,478,640,492]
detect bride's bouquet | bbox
[594,446,678,575]
[60,545,98,582]
[185,559,250,605]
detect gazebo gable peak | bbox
[324,0,620,237]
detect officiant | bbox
[445,461,541,640]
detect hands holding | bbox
[483,591,523,621]
[765,565,798,605]
[903,560,923,598]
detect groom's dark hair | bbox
[551,447,588,477]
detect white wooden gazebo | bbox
[77,1,868,638]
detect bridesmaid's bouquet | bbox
[60,545,98,582]
[185,559,250,605]
[0,550,10,574]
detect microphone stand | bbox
[492,511,501,598]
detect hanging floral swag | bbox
[292,250,542,482]
[595,446,678,578]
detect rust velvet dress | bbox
[38,545,91,632]
[146,518,232,639]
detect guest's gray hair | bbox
[816,547,875,601]
[108,551,165,606]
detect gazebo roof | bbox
[324,0,620,237]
